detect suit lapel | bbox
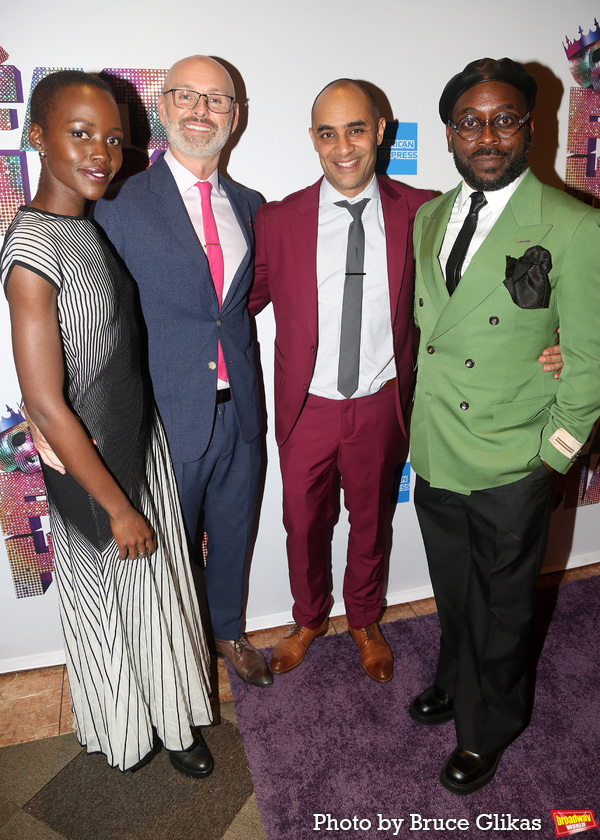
[147,158,256,313]
[220,177,254,310]
[418,185,458,313]
[289,180,320,331]
[378,176,409,322]
[148,155,209,268]
[291,177,410,333]
[426,171,553,339]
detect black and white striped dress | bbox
[1,207,212,770]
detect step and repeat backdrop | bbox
[1,0,599,671]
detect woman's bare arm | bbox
[6,264,154,559]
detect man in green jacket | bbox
[409,57,600,795]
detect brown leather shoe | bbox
[348,623,393,682]
[269,619,329,673]
[215,634,273,687]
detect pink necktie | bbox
[197,180,227,382]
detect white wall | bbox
[1,0,598,670]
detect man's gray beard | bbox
[452,132,531,192]
[164,112,232,159]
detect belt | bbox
[381,377,397,390]
[216,388,231,405]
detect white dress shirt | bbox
[310,175,395,400]
[439,169,527,281]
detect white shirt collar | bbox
[164,148,222,196]
[457,168,528,213]
[319,173,380,206]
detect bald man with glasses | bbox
[92,55,272,689]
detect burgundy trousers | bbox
[278,385,404,630]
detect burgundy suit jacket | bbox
[250,175,433,447]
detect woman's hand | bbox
[109,505,156,560]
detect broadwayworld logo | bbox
[551,810,598,837]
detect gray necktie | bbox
[334,198,370,398]
[445,190,487,295]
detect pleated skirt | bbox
[49,415,212,771]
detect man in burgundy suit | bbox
[250,79,433,682]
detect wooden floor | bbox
[1,562,598,749]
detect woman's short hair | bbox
[30,70,115,130]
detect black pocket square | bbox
[504,245,552,309]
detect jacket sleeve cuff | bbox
[540,427,583,473]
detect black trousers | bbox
[414,466,553,755]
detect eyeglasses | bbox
[448,111,531,141]
[162,89,235,114]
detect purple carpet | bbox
[229,576,600,839]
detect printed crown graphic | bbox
[0,405,26,435]
[564,19,600,60]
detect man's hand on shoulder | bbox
[538,328,562,379]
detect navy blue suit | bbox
[93,154,262,639]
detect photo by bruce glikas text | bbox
[312,813,543,833]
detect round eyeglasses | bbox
[163,89,235,114]
[448,111,531,142]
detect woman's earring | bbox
[38,149,46,158]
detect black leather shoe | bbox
[409,684,453,725]
[168,732,214,779]
[440,747,503,795]
[216,634,273,687]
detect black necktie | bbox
[334,198,370,398]
[445,191,487,295]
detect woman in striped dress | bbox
[1,71,214,776]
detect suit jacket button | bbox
[418,298,424,307]
[208,361,217,371]
[216,318,222,327]
[460,401,469,410]
[489,316,499,325]
[465,359,475,368]
[426,345,435,354]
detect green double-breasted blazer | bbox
[411,169,600,495]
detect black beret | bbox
[439,57,537,123]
